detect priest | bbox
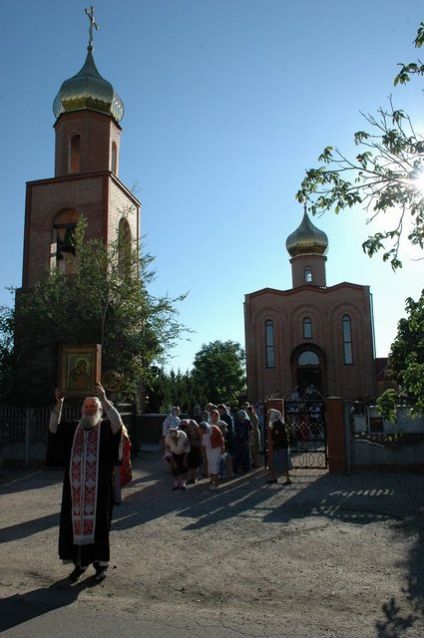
[48,383,123,583]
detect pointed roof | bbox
[285,209,328,257]
[53,50,124,123]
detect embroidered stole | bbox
[70,423,101,545]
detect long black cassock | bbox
[47,420,121,566]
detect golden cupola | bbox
[53,49,124,124]
[52,9,125,179]
[286,210,328,257]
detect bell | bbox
[59,244,76,255]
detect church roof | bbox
[286,210,328,257]
[53,49,124,124]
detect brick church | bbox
[21,30,140,291]
[244,210,378,402]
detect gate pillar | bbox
[326,397,347,473]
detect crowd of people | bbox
[47,387,293,584]
[162,401,289,491]
[285,384,326,442]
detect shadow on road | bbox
[1,454,423,636]
[0,512,59,544]
[117,457,424,636]
[0,577,99,633]
[0,468,62,494]
[260,471,424,637]
[375,525,424,638]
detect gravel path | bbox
[0,454,423,637]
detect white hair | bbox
[82,396,102,410]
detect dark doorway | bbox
[297,366,322,391]
[296,349,323,394]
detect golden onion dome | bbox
[286,210,328,257]
[53,49,124,124]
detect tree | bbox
[11,218,187,405]
[296,23,424,270]
[377,289,424,419]
[191,340,246,406]
[0,304,14,402]
[146,367,199,413]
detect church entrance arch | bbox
[290,344,326,397]
[287,344,328,469]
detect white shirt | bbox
[162,415,181,437]
[165,430,190,455]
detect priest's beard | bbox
[79,413,102,430]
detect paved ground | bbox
[0,453,423,638]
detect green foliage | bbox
[376,388,398,423]
[389,291,424,381]
[11,218,187,405]
[146,341,246,413]
[394,21,424,85]
[377,289,424,419]
[297,23,424,270]
[191,340,246,406]
[147,367,200,413]
[0,303,15,402]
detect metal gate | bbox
[284,400,328,469]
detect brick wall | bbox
[54,111,122,177]
[244,283,377,402]
[326,398,347,473]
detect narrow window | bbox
[69,135,81,173]
[303,317,312,339]
[304,266,312,283]
[342,314,353,364]
[265,320,275,368]
[111,141,117,174]
[52,209,80,275]
[118,218,132,277]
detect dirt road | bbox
[0,454,423,637]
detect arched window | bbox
[111,141,117,174]
[265,320,275,368]
[118,218,132,277]
[303,317,312,339]
[298,350,319,366]
[304,266,312,283]
[52,209,80,275]
[69,135,81,173]
[342,314,353,364]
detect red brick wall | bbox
[22,173,140,288]
[290,254,327,287]
[54,111,121,177]
[109,180,139,247]
[326,398,347,473]
[244,283,377,402]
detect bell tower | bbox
[21,7,140,288]
[285,208,328,288]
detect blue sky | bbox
[0,0,423,372]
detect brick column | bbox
[326,397,347,473]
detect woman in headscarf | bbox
[244,403,261,468]
[233,410,252,475]
[180,419,203,484]
[164,422,191,490]
[199,420,225,490]
[266,408,292,485]
[209,409,233,481]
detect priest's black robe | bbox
[47,420,121,566]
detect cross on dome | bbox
[84,6,99,52]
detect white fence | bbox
[349,403,424,469]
